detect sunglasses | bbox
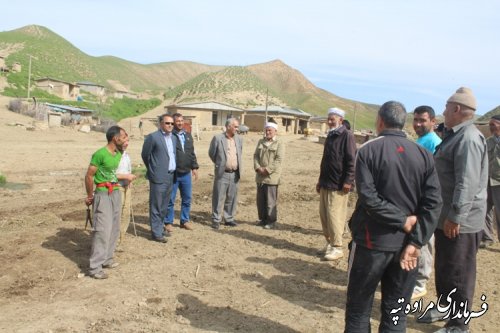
[163,122,174,125]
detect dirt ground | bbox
[0,96,498,333]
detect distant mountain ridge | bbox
[0,24,379,128]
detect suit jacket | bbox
[209,132,243,181]
[141,130,177,184]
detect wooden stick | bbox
[195,264,200,278]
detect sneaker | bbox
[180,222,194,230]
[411,287,427,300]
[324,247,343,261]
[164,224,174,233]
[417,307,446,324]
[211,222,220,230]
[224,221,238,227]
[434,327,470,333]
[263,222,276,229]
[102,262,119,269]
[317,243,333,255]
[256,220,266,226]
[90,271,108,279]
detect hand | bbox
[402,215,417,234]
[192,169,199,181]
[400,244,420,271]
[342,183,351,194]
[85,196,94,206]
[443,219,460,239]
[127,174,137,182]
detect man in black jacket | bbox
[316,107,356,261]
[344,101,442,333]
[164,113,199,232]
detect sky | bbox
[2,0,499,115]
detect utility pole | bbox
[353,103,357,132]
[27,55,37,99]
[264,88,268,129]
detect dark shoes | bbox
[152,236,168,243]
[90,271,108,279]
[417,307,446,324]
[212,221,237,229]
[256,220,266,226]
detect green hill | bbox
[0,25,222,92]
[479,106,500,121]
[1,24,379,129]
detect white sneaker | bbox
[317,243,333,255]
[324,247,343,261]
[411,287,427,299]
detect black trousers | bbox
[434,229,481,329]
[345,242,417,333]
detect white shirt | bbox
[116,150,132,187]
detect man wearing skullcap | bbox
[253,120,285,229]
[418,87,487,333]
[316,107,356,260]
[480,114,500,248]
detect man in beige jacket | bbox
[254,121,285,229]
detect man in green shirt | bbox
[85,125,128,279]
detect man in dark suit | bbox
[209,117,243,229]
[141,114,177,243]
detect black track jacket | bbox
[349,129,442,251]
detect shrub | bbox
[8,99,23,113]
[0,173,6,185]
[92,118,117,133]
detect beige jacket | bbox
[253,137,284,185]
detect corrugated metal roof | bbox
[45,103,94,113]
[246,106,311,117]
[166,101,245,112]
[77,81,104,87]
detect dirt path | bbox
[0,97,497,332]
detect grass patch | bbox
[0,174,6,185]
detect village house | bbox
[245,105,311,134]
[164,101,246,130]
[35,77,80,100]
[45,103,94,126]
[77,81,105,96]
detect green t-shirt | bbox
[90,147,122,192]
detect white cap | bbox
[265,122,278,130]
[328,107,345,118]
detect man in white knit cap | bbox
[253,120,285,229]
[316,107,356,260]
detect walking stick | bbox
[85,205,93,230]
[130,203,137,236]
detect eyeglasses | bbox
[163,122,174,125]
